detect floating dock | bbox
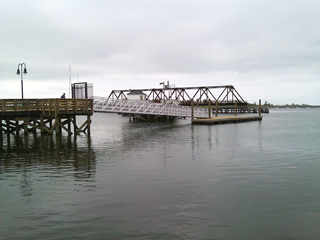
[192,115,262,125]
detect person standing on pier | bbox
[61,93,66,98]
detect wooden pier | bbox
[192,115,262,125]
[191,99,263,125]
[0,99,93,147]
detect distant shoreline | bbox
[248,103,320,108]
[269,106,320,108]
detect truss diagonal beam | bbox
[104,85,246,105]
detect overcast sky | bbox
[1,0,319,105]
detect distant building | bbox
[127,90,147,100]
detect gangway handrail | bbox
[93,98,209,118]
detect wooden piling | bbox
[215,101,218,117]
[0,120,2,147]
[191,99,194,120]
[208,99,211,118]
[235,100,237,116]
[87,115,91,135]
[40,115,43,134]
[68,117,71,132]
[16,120,19,136]
[73,115,77,135]
[259,99,261,117]
[24,120,28,135]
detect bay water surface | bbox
[1,109,319,239]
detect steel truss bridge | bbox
[105,85,247,105]
[93,98,210,119]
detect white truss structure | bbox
[93,97,209,118]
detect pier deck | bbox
[0,98,93,142]
[192,115,262,125]
[0,98,92,116]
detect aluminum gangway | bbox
[93,97,210,118]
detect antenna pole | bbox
[69,65,72,98]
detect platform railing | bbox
[0,99,93,114]
[93,98,209,118]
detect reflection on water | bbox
[0,110,319,240]
[0,133,96,203]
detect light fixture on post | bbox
[16,63,27,99]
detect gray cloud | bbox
[1,0,319,104]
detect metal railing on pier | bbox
[93,98,209,118]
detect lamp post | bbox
[16,63,27,99]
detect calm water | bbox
[1,109,319,240]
